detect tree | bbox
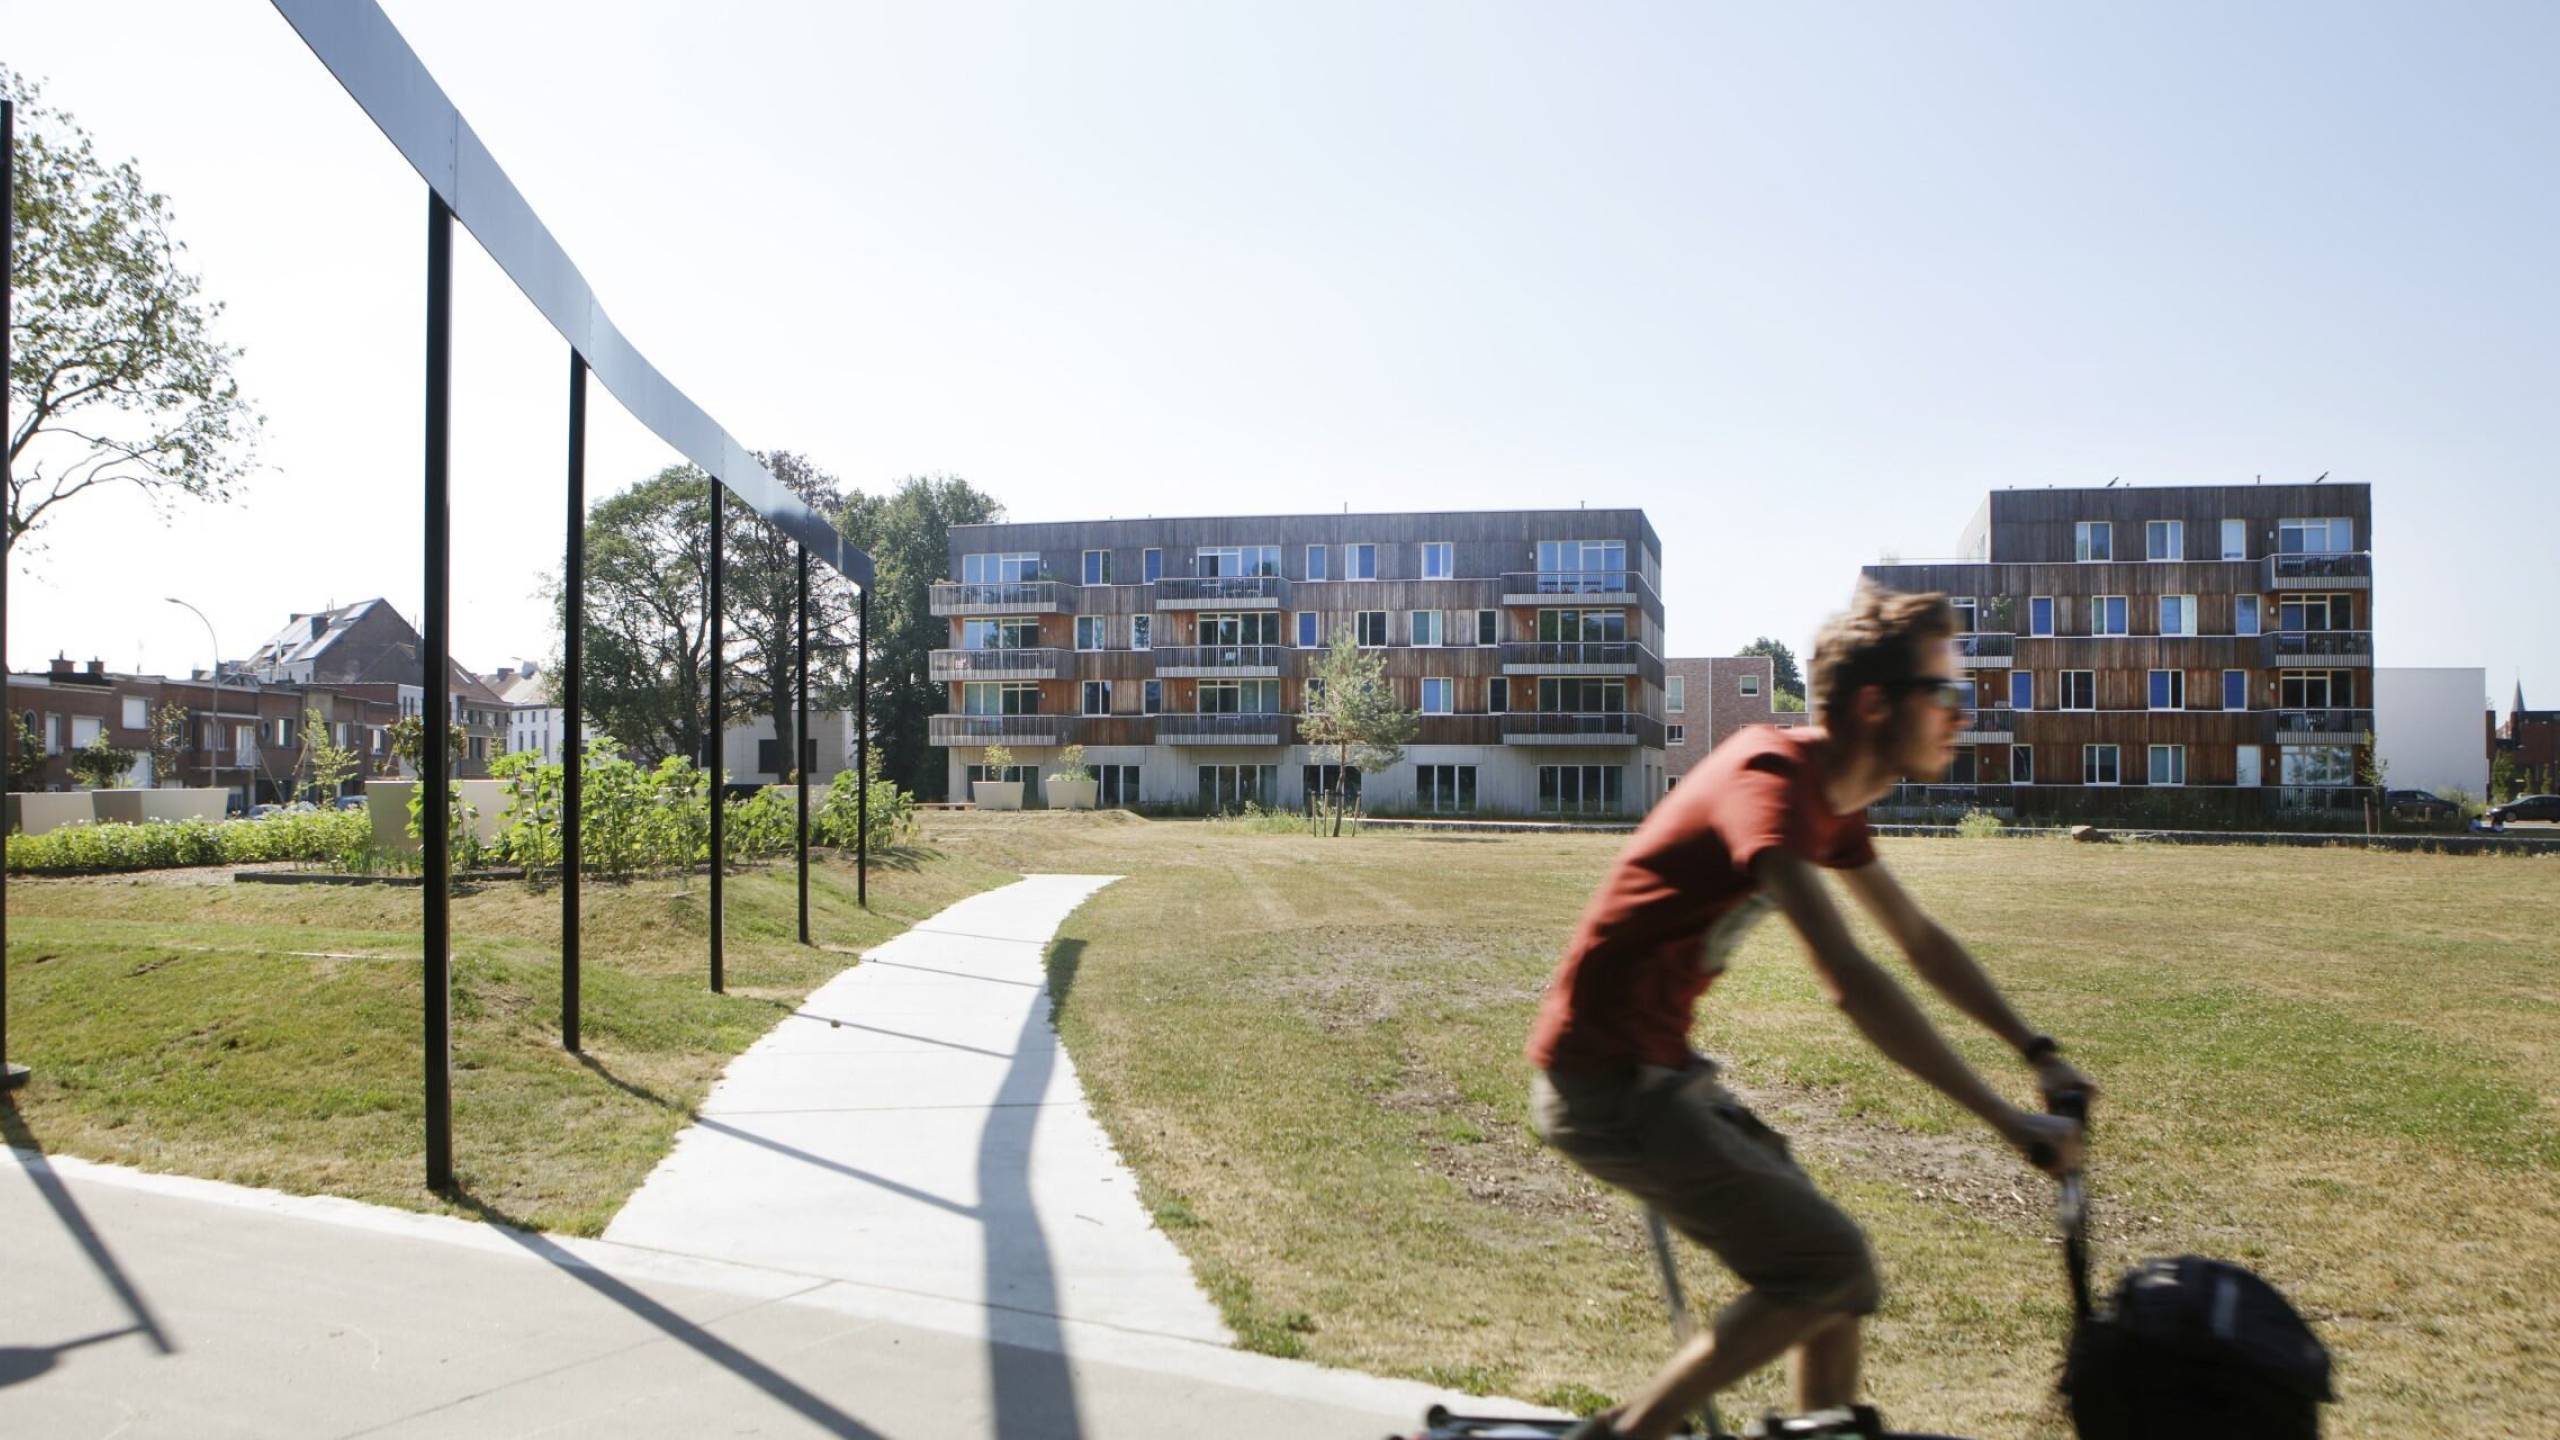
[1301,627,1417,836]
[1772,689,1807,713]
[3,68,259,565]
[387,714,461,775]
[1736,637,1804,701]
[66,729,136,789]
[837,476,1005,800]
[718,451,862,783]
[5,713,45,790]
[146,700,188,787]
[2490,750,2520,803]
[300,706,359,804]
[564,465,715,766]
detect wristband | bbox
[2021,1034,2060,1063]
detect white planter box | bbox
[365,779,516,855]
[1045,778,1098,811]
[9,792,98,836]
[89,788,229,826]
[972,780,1023,812]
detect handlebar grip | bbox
[2048,1086,2091,1124]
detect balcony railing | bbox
[1500,640,1644,672]
[1954,633,2016,662]
[2266,551,2371,589]
[1500,711,1666,748]
[928,647,1069,681]
[2270,708,2374,739]
[1499,570,1658,606]
[1151,644,1285,675]
[929,580,1074,615]
[1875,783,2018,816]
[2261,630,2373,664]
[928,713,1073,746]
[1155,711,1296,745]
[1154,575,1287,606]
[1958,707,2017,739]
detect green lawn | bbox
[2,845,1016,1233]
[926,811,2559,1440]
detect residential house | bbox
[1663,654,1808,787]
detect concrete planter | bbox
[364,779,516,855]
[89,788,230,826]
[1045,778,1098,811]
[8,792,97,836]
[972,780,1023,812]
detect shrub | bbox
[5,809,371,875]
[1047,743,1088,782]
[1955,808,2005,840]
[815,749,919,850]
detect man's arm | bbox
[1835,860,2039,1054]
[1753,850,2074,1171]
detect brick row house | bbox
[929,509,1671,816]
[1862,482,2374,822]
[1662,654,1809,788]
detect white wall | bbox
[2375,667,2488,799]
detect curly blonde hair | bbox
[1811,580,1958,725]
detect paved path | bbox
[3,873,1540,1436]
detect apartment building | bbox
[1662,654,1808,786]
[929,509,1668,816]
[1862,482,2374,822]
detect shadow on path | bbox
[0,1100,177,1371]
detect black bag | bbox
[2061,1254,2332,1438]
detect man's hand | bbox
[2032,1053,2097,1107]
[2000,1108,2084,1177]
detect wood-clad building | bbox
[930,509,1668,815]
[1865,483,2374,823]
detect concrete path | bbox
[4,873,1545,1436]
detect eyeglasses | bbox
[1882,676,1968,711]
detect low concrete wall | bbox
[364,779,515,855]
[7,792,98,836]
[89,788,230,826]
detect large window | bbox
[1539,764,1624,815]
[963,682,1042,716]
[2092,596,2129,636]
[2279,745,2356,787]
[1538,539,1627,582]
[1950,596,1979,633]
[1304,544,1327,581]
[2075,521,2112,562]
[1536,608,1626,643]
[2149,670,2185,711]
[2159,594,2197,636]
[2029,596,2055,636]
[2223,670,2248,711]
[1346,543,1378,580]
[1196,544,1282,577]
[1198,679,1283,714]
[2084,744,2122,786]
[2148,744,2186,786]
[1356,611,1387,646]
[1198,611,1280,646]
[1082,680,1113,715]
[2221,518,2247,560]
[1082,549,1114,585]
[1197,764,1278,813]
[1667,675,1686,713]
[1539,677,1627,713]
[2279,670,2353,709]
[2146,519,2183,561]
[2061,671,2096,710]
[1416,764,1476,814]
[2279,593,2354,631]
[1303,765,1362,809]
[2011,745,2035,784]
[2278,517,2353,554]
[1076,616,1106,650]
[1093,765,1141,808]
[961,552,1039,584]
[1421,677,1453,714]
[2235,594,2262,636]
[2009,671,2034,709]
[1296,611,1319,647]
[1411,610,1444,646]
[1420,542,1454,579]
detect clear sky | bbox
[6,1,2553,709]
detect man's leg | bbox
[1613,1291,1852,1440]
[1789,1311,1862,1412]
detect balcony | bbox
[1154,575,1286,609]
[1958,707,2016,743]
[928,713,1074,747]
[1500,570,1656,609]
[1151,644,1285,678]
[2261,630,2373,667]
[1500,711,1666,748]
[1156,711,1296,746]
[1500,640,1645,676]
[928,647,1069,682]
[929,580,1075,616]
[2269,708,2374,744]
[2265,552,2370,590]
[1954,633,2014,669]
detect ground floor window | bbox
[965,764,1031,786]
[1415,764,1476,814]
[1198,764,1278,813]
[1303,764,1362,810]
[2278,745,2355,787]
[2083,744,2121,786]
[1091,764,1140,807]
[1539,764,1622,815]
[2148,744,2186,786]
[2011,745,2034,784]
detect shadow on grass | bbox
[1045,937,1085,1027]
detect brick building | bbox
[2496,682,2560,796]
[1663,654,1808,787]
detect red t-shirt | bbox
[1525,726,1877,1073]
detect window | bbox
[1536,608,1626,645]
[962,682,1042,716]
[1667,675,1685,714]
[1411,610,1444,646]
[1476,610,1498,646]
[1420,542,1454,579]
[2236,744,2263,787]
[1094,765,1142,808]
[961,552,1039,584]
[1196,764,1278,813]
[121,696,148,729]
[1082,549,1114,585]
[1488,677,1509,712]
[1198,679,1282,714]
[1076,616,1106,651]
[233,722,253,755]
[2149,670,2185,710]
[1304,764,1362,808]
[966,762,1031,787]
[1082,680,1113,716]
[2280,745,2356,787]
[1415,764,1476,814]
[1346,543,1378,580]
[2029,596,2055,637]
[1199,611,1279,647]
[1537,540,1628,587]
[1305,544,1328,581]
[2075,521,2112,562]
[2084,744,2121,786]
[2092,596,2129,636]
[962,617,1038,650]
[2009,671,2033,710]
[2279,593,2354,632]
[2221,519,2247,561]
[2148,744,2186,786]
[2235,594,2262,636]
[2159,595,2197,636]
[2278,517,2353,554]
[1130,615,1151,651]
[71,715,104,749]
[1739,674,1761,698]
[1142,679,1162,714]
[2279,670,2353,709]
[1196,544,1282,577]
[1538,764,1624,815]
[1356,611,1387,646]
[1667,724,1686,746]
[2011,745,2035,785]
[1539,677,1628,713]
[2223,670,2248,711]
[2146,519,2183,561]
[1143,548,1163,584]
[1295,611,1318,647]
[2061,671,2096,710]
[1421,677,1453,714]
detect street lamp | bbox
[165,597,233,809]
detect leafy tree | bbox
[563,465,715,766]
[300,706,360,804]
[3,68,260,562]
[2489,750,2520,803]
[1301,627,1417,836]
[837,476,1005,799]
[6,713,46,789]
[1736,637,1805,701]
[386,714,461,775]
[146,700,189,787]
[66,729,137,789]
[717,451,862,783]
[1772,689,1807,714]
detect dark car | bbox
[2485,794,2560,828]
[2384,789,2462,825]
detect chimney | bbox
[87,659,107,676]
[309,616,328,641]
[49,654,74,676]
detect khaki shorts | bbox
[1531,1063,1880,1316]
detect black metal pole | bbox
[562,350,586,1052]
[796,546,810,945]
[857,586,869,909]
[707,477,724,992]
[422,190,455,1191]
[1,98,24,1091]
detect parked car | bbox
[333,795,367,812]
[2484,794,2560,828]
[2384,789,2463,825]
[248,803,284,819]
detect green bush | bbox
[1954,808,2005,839]
[5,808,371,876]
[814,749,919,850]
